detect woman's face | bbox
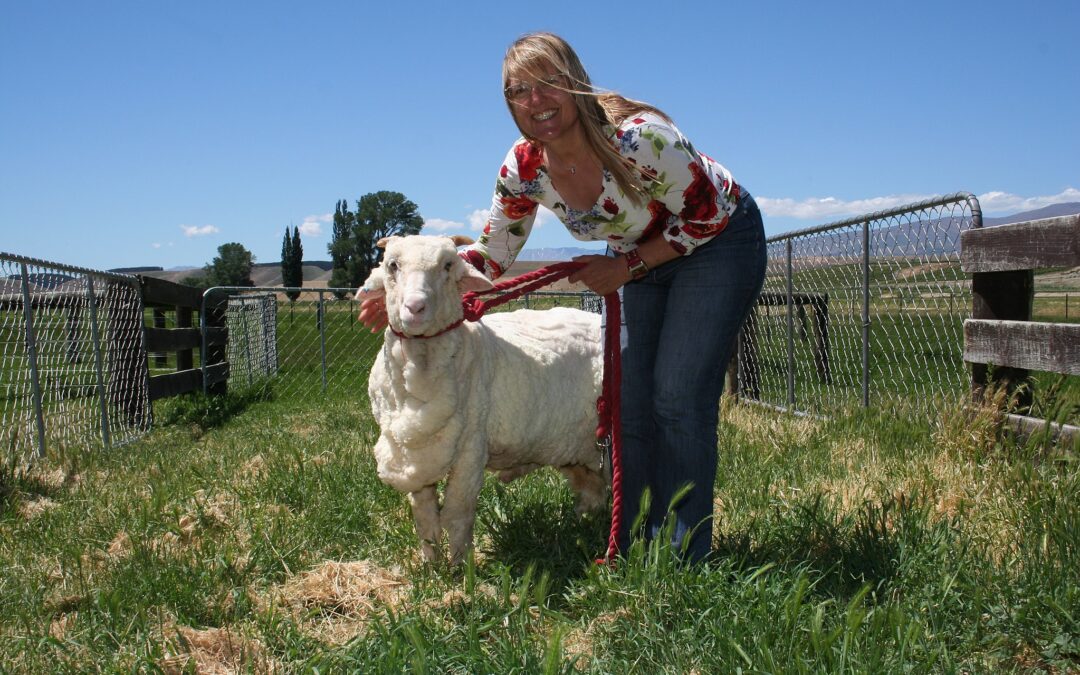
[505,65,580,144]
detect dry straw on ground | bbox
[160,625,276,675]
[274,559,409,644]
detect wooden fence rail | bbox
[139,275,228,402]
[960,213,1080,444]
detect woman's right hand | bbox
[358,296,389,333]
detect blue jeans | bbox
[617,192,766,562]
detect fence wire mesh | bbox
[739,193,981,418]
[1,193,992,461]
[1,253,149,466]
[203,288,604,402]
[225,293,279,387]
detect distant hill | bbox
[983,202,1080,226]
[110,265,164,274]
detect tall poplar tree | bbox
[281,225,303,301]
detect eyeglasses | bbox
[504,73,571,102]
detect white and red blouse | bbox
[462,112,743,279]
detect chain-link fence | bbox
[224,293,279,387]
[1,252,149,466]
[201,287,604,401]
[739,193,982,418]
[1,193,993,462]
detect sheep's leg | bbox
[442,456,486,565]
[408,485,442,563]
[560,464,608,515]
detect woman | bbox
[363,32,766,563]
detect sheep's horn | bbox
[450,235,475,247]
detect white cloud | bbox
[180,224,219,237]
[975,187,1080,214]
[151,243,162,249]
[423,218,467,233]
[466,209,490,232]
[757,194,932,220]
[534,206,558,229]
[758,187,1080,220]
[299,213,329,237]
[462,206,559,233]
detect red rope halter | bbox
[453,261,624,563]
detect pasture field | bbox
[1,386,1077,672]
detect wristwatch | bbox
[625,248,649,280]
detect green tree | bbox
[328,191,424,297]
[207,242,255,288]
[281,225,303,301]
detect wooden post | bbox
[152,309,167,368]
[970,270,1034,410]
[176,306,194,371]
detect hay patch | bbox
[241,454,267,479]
[160,625,276,674]
[17,495,60,520]
[274,560,409,644]
[49,611,77,640]
[108,531,132,559]
[147,490,245,556]
[561,608,633,665]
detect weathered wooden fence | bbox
[140,276,228,402]
[961,213,1080,444]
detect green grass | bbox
[1,388,1077,672]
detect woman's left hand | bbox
[568,254,631,297]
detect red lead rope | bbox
[459,261,622,563]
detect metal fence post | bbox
[85,276,111,450]
[19,263,47,458]
[786,239,795,407]
[861,219,871,408]
[318,291,328,392]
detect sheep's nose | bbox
[404,296,427,316]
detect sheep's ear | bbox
[457,259,494,294]
[356,265,386,301]
[376,236,395,249]
[450,235,475,247]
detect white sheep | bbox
[357,234,607,564]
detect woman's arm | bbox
[568,235,681,296]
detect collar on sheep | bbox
[389,260,625,565]
[389,318,464,340]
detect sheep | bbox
[357,234,607,564]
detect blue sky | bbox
[2,1,1078,270]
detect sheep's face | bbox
[359,235,493,337]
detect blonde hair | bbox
[502,32,670,205]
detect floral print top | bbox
[461,112,743,279]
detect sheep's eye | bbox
[387,260,398,275]
[444,261,453,272]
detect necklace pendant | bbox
[569,166,576,175]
